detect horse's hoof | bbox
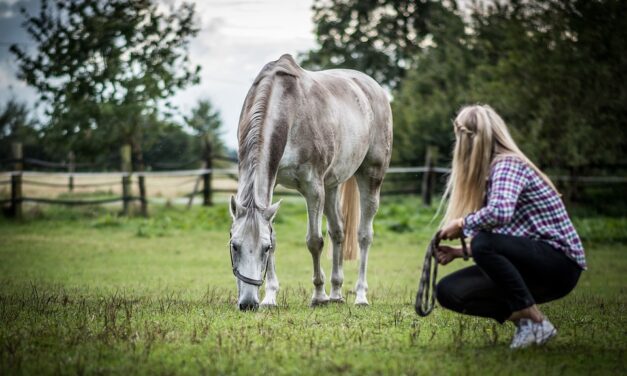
[260,302,278,309]
[310,298,330,307]
[329,297,345,303]
[355,298,369,306]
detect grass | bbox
[0,196,625,375]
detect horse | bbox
[228,54,392,310]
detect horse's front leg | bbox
[305,182,329,306]
[260,251,279,308]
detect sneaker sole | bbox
[536,328,557,345]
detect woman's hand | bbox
[440,218,464,240]
[436,245,463,265]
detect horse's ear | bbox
[230,196,243,219]
[264,200,281,222]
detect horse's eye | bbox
[231,243,239,253]
[264,245,272,253]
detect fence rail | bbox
[3,166,626,217]
[2,142,626,219]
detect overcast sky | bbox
[0,0,317,150]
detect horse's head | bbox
[229,196,280,311]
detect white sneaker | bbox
[510,318,558,349]
[510,318,535,349]
[533,319,557,345]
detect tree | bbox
[141,119,199,168]
[300,0,457,88]
[10,0,201,168]
[391,0,627,178]
[467,0,627,172]
[184,99,225,159]
[391,6,471,165]
[0,99,40,160]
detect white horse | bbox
[229,54,392,310]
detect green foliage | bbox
[0,99,40,159]
[573,217,627,243]
[140,119,202,167]
[91,212,126,228]
[0,99,38,143]
[376,198,437,233]
[392,0,627,174]
[391,8,471,165]
[465,0,627,170]
[301,0,458,88]
[10,0,201,160]
[0,198,625,374]
[185,99,226,159]
[136,215,172,238]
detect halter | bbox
[229,227,273,287]
[415,231,468,317]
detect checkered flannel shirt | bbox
[463,156,587,270]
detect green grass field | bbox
[1,196,625,375]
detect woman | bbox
[435,104,586,349]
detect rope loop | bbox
[415,231,468,317]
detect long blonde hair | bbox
[440,104,558,225]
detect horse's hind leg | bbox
[304,181,330,306]
[354,171,384,306]
[324,185,345,303]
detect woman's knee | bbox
[436,276,462,312]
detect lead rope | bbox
[415,231,468,317]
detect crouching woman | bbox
[435,104,586,349]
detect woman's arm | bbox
[462,157,529,236]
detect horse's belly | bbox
[324,120,370,185]
[276,121,370,190]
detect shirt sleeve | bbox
[462,158,528,237]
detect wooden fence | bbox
[2,142,626,219]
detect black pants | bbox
[436,231,582,323]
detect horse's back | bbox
[272,57,392,188]
[307,69,392,176]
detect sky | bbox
[0,0,318,150]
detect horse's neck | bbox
[237,162,275,209]
[237,68,292,209]
[237,123,287,209]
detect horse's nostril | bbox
[239,302,259,311]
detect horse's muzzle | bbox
[238,301,259,311]
[237,281,260,311]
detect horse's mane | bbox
[237,54,301,210]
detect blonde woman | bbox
[435,104,586,349]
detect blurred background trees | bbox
[185,100,226,160]
[300,0,456,89]
[304,0,627,182]
[9,0,202,169]
[0,99,42,159]
[2,0,625,204]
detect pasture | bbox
[0,196,625,375]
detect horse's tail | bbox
[340,176,360,260]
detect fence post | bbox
[11,142,23,219]
[68,151,75,192]
[421,146,439,207]
[120,144,132,215]
[203,139,213,206]
[138,175,147,217]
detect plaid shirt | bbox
[463,156,587,269]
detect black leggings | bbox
[436,231,582,323]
